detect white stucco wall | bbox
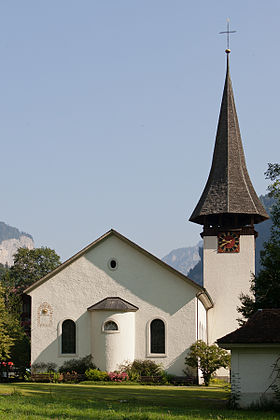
[204,234,254,344]
[91,311,135,372]
[231,346,280,407]
[29,234,202,375]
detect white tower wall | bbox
[204,234,255,344]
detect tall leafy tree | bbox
[4,247,61,293]
[238,163,280,322]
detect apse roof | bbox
[190,52,268,226]
[87,297,139,312]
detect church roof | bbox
[190,53,268,226]
[87,297,139,312]
[217,309,280,346]
[24,229,213,309]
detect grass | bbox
[0,382,278,419]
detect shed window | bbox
[104,320,118,331]
[62,319,76,354]
[150,319,165,354]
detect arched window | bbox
[150,319,165,354]
[62,319,76,354]
[104,320,118,331]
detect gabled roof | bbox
[217,309,280,345]
[87,297,139,312]
[24,229,213,309]
[190,53,268,226]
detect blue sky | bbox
[0,1,279,261]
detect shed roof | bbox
[190,53,268,226]
[217,309,280,345]
[87,297,139,312]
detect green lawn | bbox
[0,382,278,419]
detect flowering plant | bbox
[108,371,129,382]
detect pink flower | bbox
[108,371,128,382]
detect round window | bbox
[108,258,118,270]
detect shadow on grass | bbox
[4,382,228,407]
[0,383,278,420]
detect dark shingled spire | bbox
[190,52,268,227]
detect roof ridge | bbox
[226,56,230,213]
[24,228,212,308]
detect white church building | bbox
[25,50,268,376]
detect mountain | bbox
[187,247,203,286]
[162,194,274,285]
[0,222,34,266]
[162,240,202,277]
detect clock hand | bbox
[222,239,232,245]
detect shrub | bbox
[85,368,108,381]
[59,355,95,374]
[52,372,63,383]
[32,362,57,373]
[23,371,31,382]
[119,359,164,381]
[161,371,175,384]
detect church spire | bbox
[190,51,268,227]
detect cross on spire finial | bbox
[219,18,236,53]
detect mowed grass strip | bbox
[0,383,278,420]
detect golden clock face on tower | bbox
[218,232,240,253]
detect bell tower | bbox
[189,50,268,343]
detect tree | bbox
[185,340,230,386]
[0,284,14,361]
[3,247,61,293]
[0,247,61,373]
[3,288,30,374]
[0,263,9,283]
[238,163,280,322]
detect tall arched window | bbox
[62,319,76,354]
[150,319,165,354]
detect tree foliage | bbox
[238,163,280,322]
[0,282,30,371]
[0,247,61,371]
[185,340,230,386]
[0,284,15,361]
[3,247,61,293]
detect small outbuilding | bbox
[217,309,280,408]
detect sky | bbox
[0,1,279,262]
